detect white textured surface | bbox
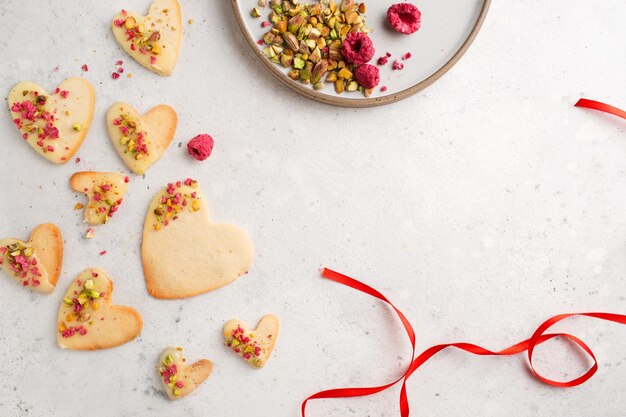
[0,1,625,416]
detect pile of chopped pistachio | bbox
[252,0,374,96]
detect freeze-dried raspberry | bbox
[354,64,380,89]
[341,32,375,65]
[187,134,214,161]
[387,3,422,35]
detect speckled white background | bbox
[0,1,625,417]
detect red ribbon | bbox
[302,268,626,417]
[575,98,626,119]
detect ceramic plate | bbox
[231,0,490,107]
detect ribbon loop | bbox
[302,268,626,417]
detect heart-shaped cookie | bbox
[57,268,142,350]
[158,347,212,400]
[8,78,95,164]
[106,102,177,174]
[0,224,62,293]
[142,179,254,299]
[70,171,129,225]
[111,0,182,76]
[223,314,279,368]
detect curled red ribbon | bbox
[302,268,626,417]
[575,98,626,119]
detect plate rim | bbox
[231,0,491,108]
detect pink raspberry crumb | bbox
[187,134,215,161]
[112,72,120,80]
[81,64,89,72]
[393,60,405,71]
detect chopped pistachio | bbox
[311,59,328,84]
[251,7,261,17]
[125,16,137,29]
[347,80,359,92]
[72,123,82,132]
[84,279,94,290]
[293,56,305,69]
[335,78,345,94]
[77,293,87,305]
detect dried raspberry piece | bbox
[354,64,380,89]
[387,3,422,35]
[341,32,375,65]
[392,60,404,71]
[187,134,214,161]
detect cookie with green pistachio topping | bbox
[158,347,212,400]
[0,224,62,293]
[142,179,254,299]
[57,268,142,350]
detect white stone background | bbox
[0,1,624,416]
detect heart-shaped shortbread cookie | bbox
[8,78,95,164]
[158,347,212,400]
[0,224,62,293]
[223,314,279,368]
[111,0,182,76]
[142,179,254,299]
[70,171,129,225]
[57,268,142,350]
[106,102,177,174]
